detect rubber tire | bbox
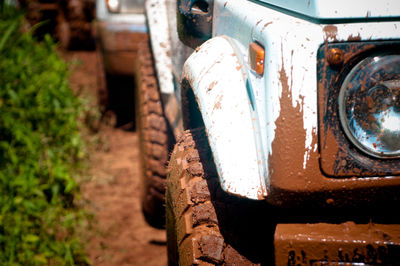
[56,18,71,50]
[96,42,108,116]
[136,40,175,229]
[166,128,275,265]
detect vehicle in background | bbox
[96,0,146,76]
[139,0,400,264]
[20,0,95,49]
[96,0,147,123]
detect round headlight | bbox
[339,54,400,159]
[106,0,120,13]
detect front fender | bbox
[182,36,268,200]
[145,0,174,95]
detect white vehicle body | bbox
[96,0,146,24]
[146,0,400,200]
[96,0,147,75]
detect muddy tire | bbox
[166,128,275,265]
[96,41,108,116]
[136,40,175,229]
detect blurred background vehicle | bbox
[96,0,147,127]
[20,0,95,49]
[96,0,146,76]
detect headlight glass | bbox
[106,0,120,13]
[339,54,400,159]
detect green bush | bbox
[0,3,89,265]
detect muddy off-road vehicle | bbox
[21,0,95,49]
[136,0,400,264]
[96,0,146,76]
[96,0,147,121]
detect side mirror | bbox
[177,0,213,48]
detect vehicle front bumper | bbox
[97,19,147,76]
[275,223,400,265]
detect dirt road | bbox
[64,51,168,266]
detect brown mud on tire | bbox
[166,128,276,265]
[135,40,175,229]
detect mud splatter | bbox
[213,95,223,111]
[262,22,273,31]
[323,25,338,42]
[268,46,319,199]
[347,33,362,41]
[207,81,218,92]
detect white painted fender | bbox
[182,36,268,200]
[145,0,174,95]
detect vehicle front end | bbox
[178,0,400,264]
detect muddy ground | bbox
[64,50,167,266]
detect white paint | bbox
[214,0,400,174]
[182,36,268,200]
[96,0,146,24]
[140,0,400,200]
[257,0,400,19]
[146,0,174,94]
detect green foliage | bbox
[0,4,89,265]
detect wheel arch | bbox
[181,36,268,200]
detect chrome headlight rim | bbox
[338,53,400,159]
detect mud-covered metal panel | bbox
[210,0,400,207]
[146,0,174,95]
[275,223,400,265]
[182,36,268,200]
[318,41,400,177]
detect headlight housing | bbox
[318,41,400,178]
[106,0,120,13]
[338,54,400,159]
